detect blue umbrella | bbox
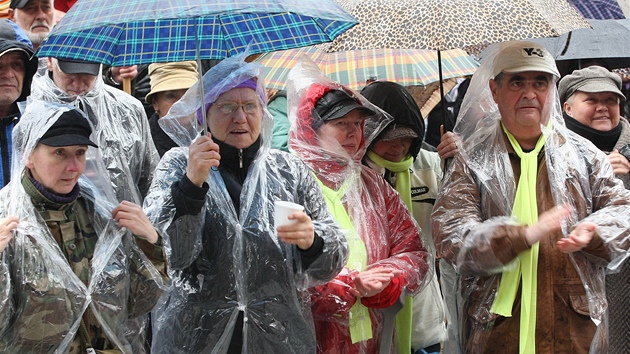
[567,0,625,20]
[36,0,357,66]
[36,0,356,131]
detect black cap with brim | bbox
[57,59,101,76]
[10,0,29,9]
[39,109,98,148]
[315,89,375,122]
[0,38,36,102]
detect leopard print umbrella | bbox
[327,0,591,52]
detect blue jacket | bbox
[0,111,19,187]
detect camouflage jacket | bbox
[0,174,167,354]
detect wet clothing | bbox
[30,70,159,203]
[0,102,167,354]
[0,110,18,187]
[288,73,430,354]
[145,53,349,354]
[433,125,630,354]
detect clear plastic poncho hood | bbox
[29,67,159,204]
[433,41,630,353]
[144,52,349,353]
[0,100,167,353]
[286,58,432,352]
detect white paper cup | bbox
[274,200,304,228]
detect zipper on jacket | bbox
[239,149,243,169]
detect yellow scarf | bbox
[317,177,373,343]
[490,124,546,354]
[365,150,414,354]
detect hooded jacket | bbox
[0,35,38,187]
[287,60,430,354]
[144,53,349,353]
[361,81,447,351]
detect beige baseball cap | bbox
[492,42,560,78]
[146,61,199,103]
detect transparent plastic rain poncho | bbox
[432,41,630,353]
[286,58,432,353]
[29,67,159,204]
[143,52,349,353]
[0,101,167,353]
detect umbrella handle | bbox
[123,77,132,94]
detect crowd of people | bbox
[0,0,630,353]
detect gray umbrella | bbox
[530,19,630,73]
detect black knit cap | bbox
[39,109,98,148]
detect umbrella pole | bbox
[196,20,208,136]
[438,49,447,130]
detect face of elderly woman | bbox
[317,109,366,156]
[26,144,87,194]
[207,87,262,149]
[564,91,620,132]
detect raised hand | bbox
[186,134,221,187]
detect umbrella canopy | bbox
[320,0,590,128]
[567,0,626,19]
[256,47,479,90]
[326,0,590,52]
[528,19,630,72]
[36,0,358,66]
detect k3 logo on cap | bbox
[522,48,544,57]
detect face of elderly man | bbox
[564,91,620,132]
[206,87,262,149]
[47,58,97,96]
[0,51,26,107]
[9,0,54,49]
[489,71,552,149]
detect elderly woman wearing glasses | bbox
[144,53,348,353]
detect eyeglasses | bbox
[215,102,260,115]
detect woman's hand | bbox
[276,211,314,250]
[0,216,18,253]
[608,150,630,176]
[351,267,402,298]
[112,201,159,244]
[187,134,221,187]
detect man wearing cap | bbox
[145,60,198,157]
[0,18,37,187]
[29,56,159,204]
[432,41,630,353]
[8,0,53,50]
[558,65,630,353]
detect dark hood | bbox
[360,81,425,159]
[0,38,37,102]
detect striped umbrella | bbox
[257,47,479,90]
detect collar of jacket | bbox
[212,136,261,174]
[22,170,80,211]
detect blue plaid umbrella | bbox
[36,0,357,66]
[567,0,625,20]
